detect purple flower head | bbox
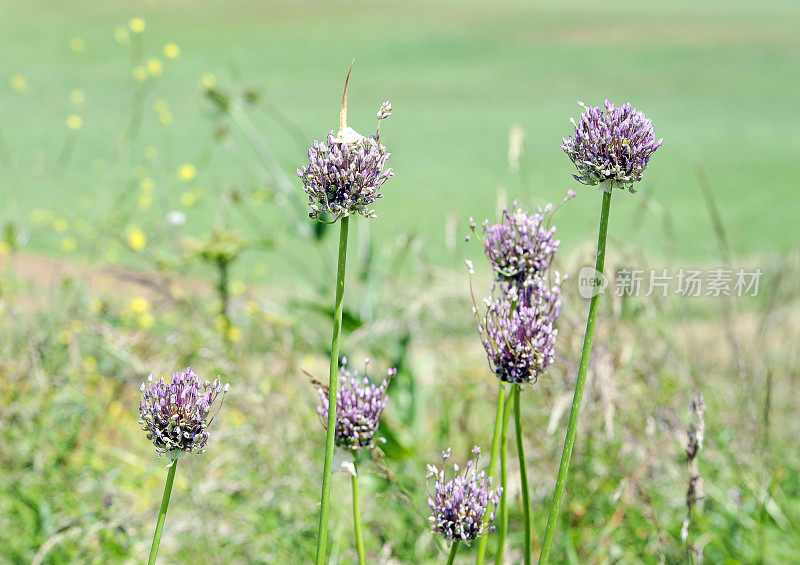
[562,100,663,193]
[139,367,229,456]
[298,85,393,222]
[427,445,502,545]
[317,358,395,452]
[474,202,561,286]
[479,274,562,384]
[377,100,392,120]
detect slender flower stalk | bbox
[314,215,350,565]
[352,459,366,565]
[539,101,661,564]
[301,63,394,565]
[447,541,461,565]
[139,368,229,564]
[475,384,507,564]
[494,392,513,564]
[514,386,532,565]
[148,461,177,565]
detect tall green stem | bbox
[351,458,366,565]
[539,190,612,564]
[494,391,513,564]
[475,384,507,565]
[447,541,461,565]
[148,460,178,565]
[514,386,532,565]
[314,216,350,565]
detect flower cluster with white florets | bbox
[139,367,229,457]
[427,446,502,545]
[317,358,395,452]
[561,99,662,192]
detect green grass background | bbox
[2,0,799,269]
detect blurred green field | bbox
[2,0,799,270]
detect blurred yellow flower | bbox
[58,330,72,345]
[200,73,216,90]
[138,313,154,329]
[70,89,85,105]
[180,191,196,207]
[139,177,155,192]
[132,66,148,82]
[163,43,180,59]
[129,17,146,34]
[126,226,147,251]
[69,37,85,53]
[66,114,83,130]
[114,26,129,44]
[231,280,246,295]
[146,58,163,77]
[88,298,103,314]
[0,241,11,255]
[157,110,173,125]
[214,315,228,331]
[177,163,196,182]
[70,320,84,333]
[10,74,28,92]
[129,296,150,313]
[245,300,259,316]
[228,326,243,342]
[53,218,68,232]
[137,193,153,210]
[82,356,98,372]
[143,146,158,161]
[60,236,77,252]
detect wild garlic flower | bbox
[316,359,395,452]
[562,99,662,192]
[139,368,229,457]
[427,446,501,545]
[479,275,562,384]
[472,203,561,286]
[298,128,393,221]
[297,66,393,221]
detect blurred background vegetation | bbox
[1,0,798,563]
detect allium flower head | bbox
[562,99,662,192]
[139,367,229,456]
[473,202,561,285]
[479,274,562,384]
[297,65,393,221]
[427,446,502,545]
[317,358,395,452]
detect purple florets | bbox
[317,359,395,451]
[475,203,560,286]
[139,367,229,456]
[562,99,662,192]
[297,102,393,221]
[427,446,502,545]
[479,274,562,384]
[377,100,392,120]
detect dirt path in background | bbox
[2,251,176,303]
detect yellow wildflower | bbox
[163,43,180,59]
[66,114,83,130]
[126,226,147,251]
[177,163,196,182]
[129,17,146,34]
